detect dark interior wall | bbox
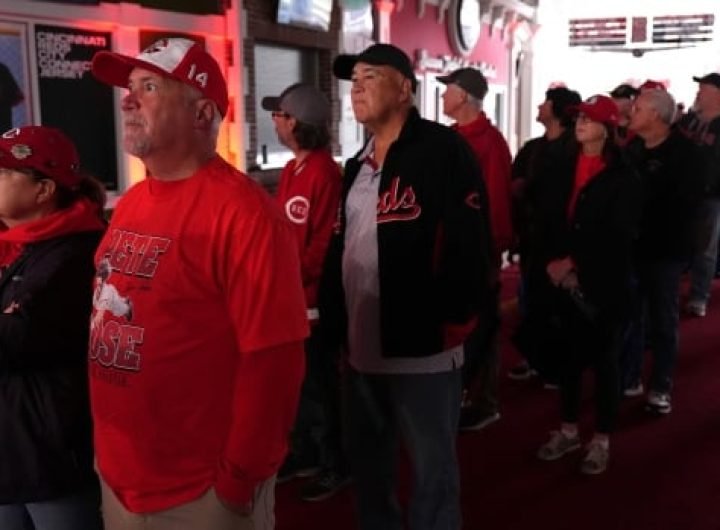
[243,0,341,177]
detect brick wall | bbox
[243,0,342,187]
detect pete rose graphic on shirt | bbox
[89,229,171,386]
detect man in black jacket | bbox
[321,43,492,530]
[627,88,704,414]
[677,73,720,318]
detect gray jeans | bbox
[99,476,275,530]
[689,197,720,303]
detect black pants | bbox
[290,326,347,472]
[559,318,626,434]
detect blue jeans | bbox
[0,487,102,530]
[689,198,720,303]
[639,259,687,394]
[344,367,462,530]
[619,275,643,390]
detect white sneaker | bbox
[646,391,672,414]
[623,382,644,397]
[685,301,706,317]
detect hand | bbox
[546,257,574,286]
[559,271,579,291]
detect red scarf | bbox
[567,154,605,220]
[0,198,105,267]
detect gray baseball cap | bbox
[261,83,330,126]
[437,67,488,100]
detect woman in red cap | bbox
[0,126,105,529]
[535,96,640,474]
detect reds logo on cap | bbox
[285,196,310,224]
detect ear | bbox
[35,178,57,205]
[194,99,215,128]
[398,76,413,104]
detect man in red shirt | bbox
[90,38,308,530]
[439,67,513,432]
[261,84,348,501]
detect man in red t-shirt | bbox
[261,84,348,501]
[439,67,512,432]
[89,38,308,530]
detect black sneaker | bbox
[507,361,537,380]
[300,470,352,502]
[277,454,321,484]
[458,408,501,432]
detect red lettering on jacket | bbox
[377,176,421,223]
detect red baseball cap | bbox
[572,95,620,126]
[92,38,229,117]
[0,126,81,189]
[639,79,666,91]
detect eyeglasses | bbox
[271,111,291,119]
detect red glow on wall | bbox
[390,7,509,83]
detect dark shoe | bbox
[277,454,320,484]
[300,469,352,502]
[459,408,501,432]
[507,361,537,380]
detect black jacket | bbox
[319,108,493,358]
[0,230,102,503]
[568,154,641,320]
[625,129,704,261]
[677,112,720,196]
[516,130,578,272]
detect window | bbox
[254,43,318,168]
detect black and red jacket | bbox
[318,108,493,358]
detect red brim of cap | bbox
[92,50,180,88]
[571,103,619,126]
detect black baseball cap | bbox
[693,73,720,89]
[437,68,488,100]
[333,43,417,92]
[609,83,639,99]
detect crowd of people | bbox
[0,36,718,530]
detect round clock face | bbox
[450,0,482,56]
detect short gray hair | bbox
[466,93,483,111]
[642,89,676,125]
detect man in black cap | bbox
[320,43,493,530]
[678,73,720,318]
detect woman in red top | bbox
[536,96,641,475]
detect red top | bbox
[454,113,514,254]
[275,149,341,312]
[89,156,308,513]
[568,153,606,219]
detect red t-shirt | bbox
[568,153,606,219]
[89,156,308,513]
[275,149,341,312]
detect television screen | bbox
[277,0,333,32]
